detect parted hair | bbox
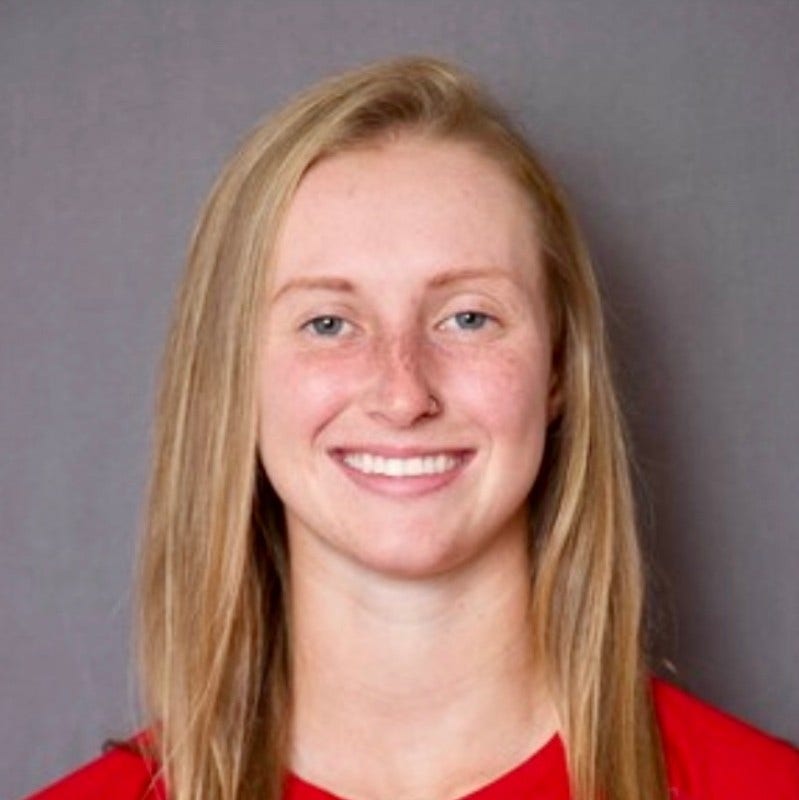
[136,55,669,800]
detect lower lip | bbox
[331,452,474,498]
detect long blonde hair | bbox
[136,55,668,800]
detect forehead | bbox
[269,136,542,291]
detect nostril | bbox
[363,355,440,426]
[359,332,442,425]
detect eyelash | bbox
[301,315,354,337]
[300,310,497,338]
[437,310,494,332]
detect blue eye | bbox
[304,315,347,336]
[452,311,490,330]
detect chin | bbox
[341,528,480,581]
[354,553,466,581]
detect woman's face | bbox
[257,136,559,579]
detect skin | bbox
[256,136,561,799]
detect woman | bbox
[28,55,798,800]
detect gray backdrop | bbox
[2,1,797,797]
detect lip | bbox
[329,447,475,498]
[331,445,471,458]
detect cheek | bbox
[444,346,550,434]
[258,349,362,440]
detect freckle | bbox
[399,348,415,372]
[493,350,536,398]
[390,336,419,374]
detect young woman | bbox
[28,56,799,800]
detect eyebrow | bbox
[271,276,357,304]
[426,266,521,289]
[270,266,521,304]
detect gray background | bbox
[2,1,797,796]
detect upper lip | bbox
[330,446,473,458]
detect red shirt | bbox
[25,678,799,799]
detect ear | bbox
[546,369,563,424]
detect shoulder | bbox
[652,676,799,800]
[23,736,165,800]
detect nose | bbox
[362,332,441,427]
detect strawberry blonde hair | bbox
[136,55,668,800]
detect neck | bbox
[287,524,559,800]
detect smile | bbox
[342,452,460,477]
[330,447,473,497]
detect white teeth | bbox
[342,452,460,476]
